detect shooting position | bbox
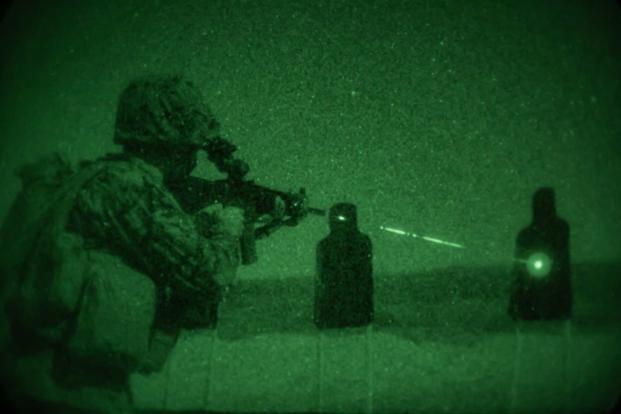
[0,75,326,414]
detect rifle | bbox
[168,138,326,264]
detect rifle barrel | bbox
[307,207,326,216]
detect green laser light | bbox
[380,225,466,249]
[525,252,552,278]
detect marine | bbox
[0,75,246,413]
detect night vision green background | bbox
[0,0,620,279]
[1,2,621,413]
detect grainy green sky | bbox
[1,0,620,278]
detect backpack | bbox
[1,153,156,372]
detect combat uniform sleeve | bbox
[68,160,239,295]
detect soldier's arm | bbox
[69,162,239,294]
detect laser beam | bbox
[379,225,466,249]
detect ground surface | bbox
[131,263,621,413]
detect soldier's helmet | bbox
[114,75,221,148]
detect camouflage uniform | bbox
[69,153,239,315]
[0,76,241,413]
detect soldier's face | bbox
[164,148,197,181]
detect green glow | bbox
[380,226,465,249]
[525,252,552,278]
[381,226,408,236]
[420,236,466,249]
[336,215,347,221]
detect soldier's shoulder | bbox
[83,155,164,187]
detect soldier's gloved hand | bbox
[273,196,286,220]
[222,158,249,180]
[199,203,245,238]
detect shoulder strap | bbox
[2,162,109,284]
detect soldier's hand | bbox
[200,203,245,238]
[273,196,286,220]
